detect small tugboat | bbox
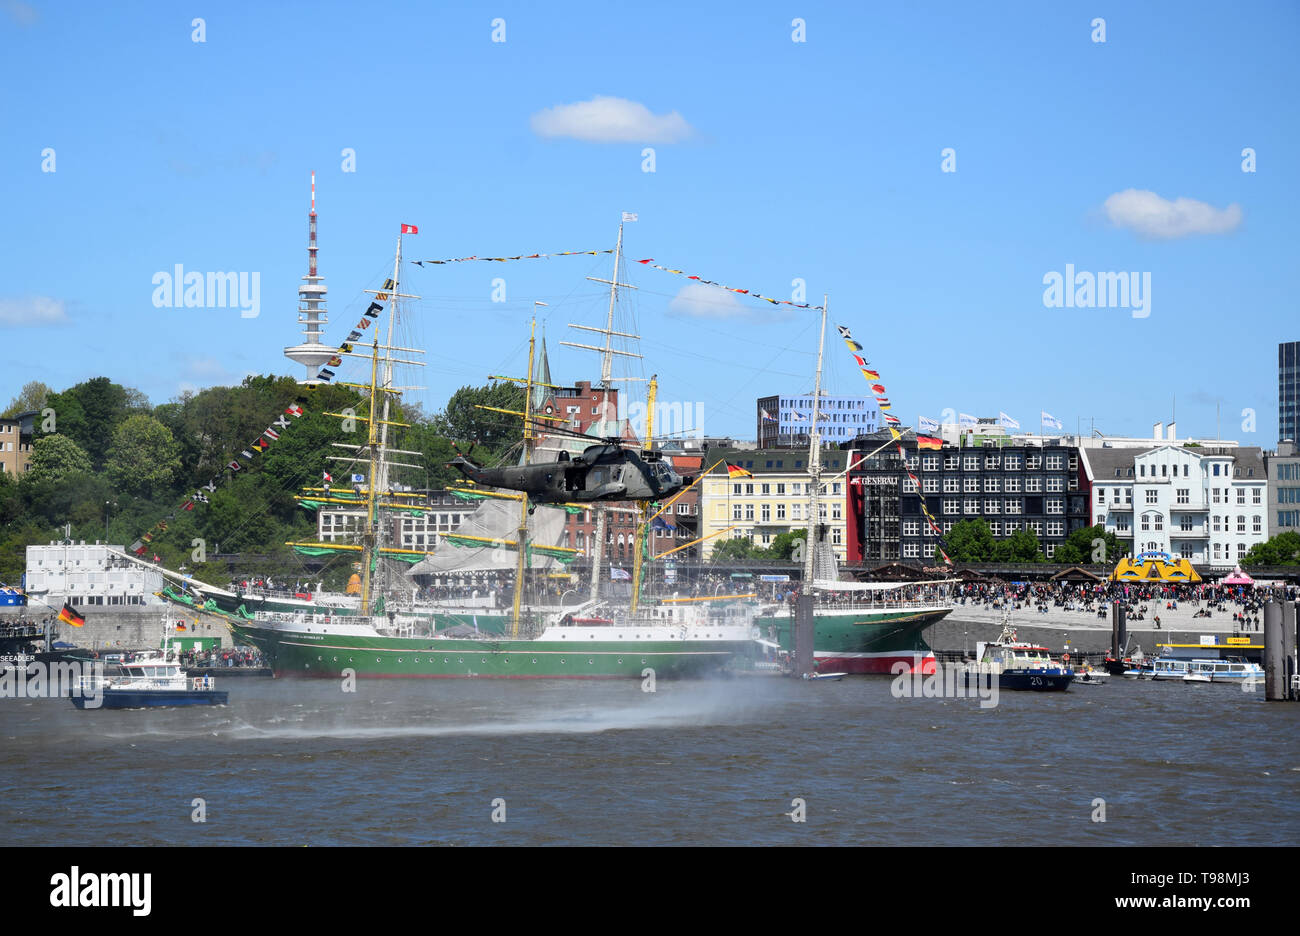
[71,616,228,709]
[964,612,1073,692]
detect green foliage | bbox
[946,519,997,561]
[767,531,806,561]
[107,414,182,498]
[433,381,525,455]
[1,380,52,419]
[1242,532,1300,566]
[42,377,147,468]
[709,536,768,561]
[0,374,541,587]
[25,434,93,484]
[1053,524,1129,565]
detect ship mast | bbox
[509,318,538,637]
[629,374,656,614]
[561,216,640,601]
[802,296,829,589]
[348,232,424,615]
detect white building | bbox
[1084,445,1267,568]
[24,542,165,608]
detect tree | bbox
[946,519,996,561]
[42,377,141,468]
[106,414,183,498]
[1243,532,1300,566]
[1054,523,1129,565]
[433,381,525,455]
[768,531,806,561]
[1,380,52,418]
[709,536,766,561]
[24,434,92,485]
[998,527,1045,562]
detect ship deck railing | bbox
[767,596,952,614]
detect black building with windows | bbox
[844,430,1091,562]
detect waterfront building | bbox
[698,447,851,561]
[1281,341,1300,444]
[845,430,1088,562]
[756,393,879,448]
[0,411,35,476]
[1266,440,1300,538]
[24,542,164,608]
[1082,444,1267,567]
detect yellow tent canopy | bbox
[1110,553,1201,584]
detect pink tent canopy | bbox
[1221,567,1255,585]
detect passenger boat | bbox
[963,612,1073,691]
[70,618,228,708]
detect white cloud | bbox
[1102,189,1243,239]
[0,296,68,327]
[666,282,792,322]
[530,96,694,143]
[2,1,38,26]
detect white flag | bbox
[1041,410,1063,430]
[959,413,977,429]
[999,411,1020,430]
[918,415,939,434]
[622,212,638,222]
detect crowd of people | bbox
[950,580,1298,631]
[179,646,265,669]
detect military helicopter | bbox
[448,425,692,506]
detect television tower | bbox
[284,172,336,383]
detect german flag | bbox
[58,602,85,628]
[917,435,943,450]
[726,463,753,478]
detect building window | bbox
[943,498,959,515]
[744,505,754,521]
[984,476,1001,493]
[776,504,786,521]
[1154,515,1163,531]
[923,478,939,493]
[1252,488,1261,505]
[760,483,770,495]
[943,478,960,493]
[1180,515,1193,532]
[1004,498,1022,514]
[1045,455,1063,470]
[1141,515,1150,532]
[1236,489,1246,505]
[1005,521,1020,534]
[1236,516,1245,534]
[1004,455,1022,470]
[964,498,979,514]
[732,483,742,496]
[1176,488,1189,504]
[963,477,979,493]
[733,505,743,521]
[1025,477,1042,493]
[984,498,1000,514]
[1047,521,1064,537]
[963,455,979,471]
[761,504,770,522]
[1005,477,1021,493]
[1145,489,1158,505]
[902,542,919,557]
[903,520,920,536]
[1097,487,1106,503]
[1045,476,1064,492]
[921,455,939,471]
[1046,497,1063,515]
[1253,515,1261,534]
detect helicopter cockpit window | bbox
[655,463,673,483]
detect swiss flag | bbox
[401,224,418,234]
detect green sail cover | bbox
[448,490,491,502]
[292,545,344,556]
[237,605,256,620]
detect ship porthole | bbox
[532,659,537,664]
[588,659,594,665]
[561,659,566,664]
[333,657,338,662]
[398,658,403,663]
[641,659,647,665]
[617,658,623,664]
[458,658,463,663]
[481,658,486,664]
[376,658,381,663]
[317,656,322,661]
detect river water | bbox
[2,674,1297,846]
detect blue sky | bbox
[2,1,1297,445]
